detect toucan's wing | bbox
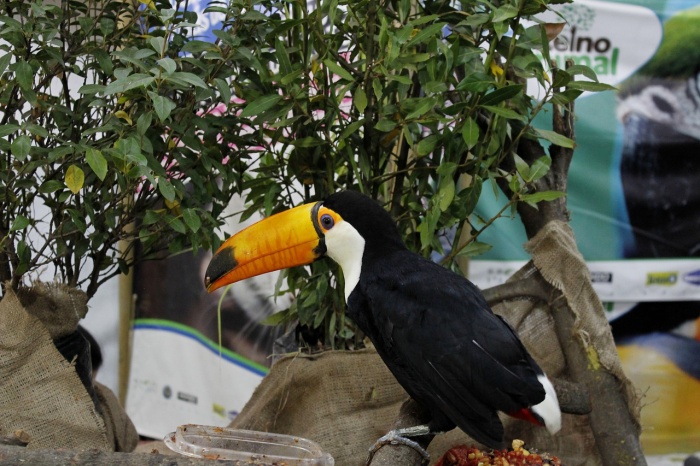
[354,251,545,447]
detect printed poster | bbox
[470,0,700,453]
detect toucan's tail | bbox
[508,374,561,434]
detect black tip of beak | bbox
[204,246,238,290]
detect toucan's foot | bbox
[365,427,432,466]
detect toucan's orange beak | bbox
[205,202,325,292]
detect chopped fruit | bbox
[435,440,561,466]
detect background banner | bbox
[471,0,700,453]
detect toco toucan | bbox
[205,190,561,448]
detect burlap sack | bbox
[0,284,139,451]
[17,281,89,339]
[229,221,640,466]
[0,286,110,449]
[95,381,139,452]
[229,349,409,466]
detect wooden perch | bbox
[505,66,646,466]
[366,399,434,466]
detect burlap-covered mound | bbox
[229,349,409,465]
[229,221,640,466]
[0,283,138,451]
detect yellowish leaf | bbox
[165,198,181,215]
[138,0,157,10]
[65,165,85,194]
[489,62,504,78]
[115,110,133,125]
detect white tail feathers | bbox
[533,374,562,434]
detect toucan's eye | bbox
[320,213,335,230]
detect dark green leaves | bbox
[86,148,108,181]
[0,0,242,297]
[240,95,282,118]
[0,0,605,343]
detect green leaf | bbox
[552,69,571,88]
[65,165,85,194]
[455,241,493,258]
[322,59,354,82]
[78,84,106,94]
[0,53,11,75]
[151,94,176,121]
[14,61,33,91]
[170,72,207,88]
[168,216,186,234]
[456,74,493,93]
[519,190,566,203]
[239,95,281,118]
[460,176,482,214]
[508,173,521,193]
[549,89,583,105]
[461,117,480,148]
[460,13,490,27]
[404,97,436,120]
[136,112,153,136]
[0,124,20,137]
[291,137,323,148]
[143,210,162,225]
[10,135,31,160]
[10,215,30,232]
[182,40,218,53]
[479,84,523,106]
[182,208,201,233]
[103,74,155,95]
[493,19,510,39]
[86,148,108,181]
[436,179,455,211]
[375,119,397,132]
[416,134,438,156]
[214,78,231,104]
[275,37,293,77]
[94,49,114,75]
[39,180,64,193]
[564,65,599,82]
[157,57,177,74]
[567,81,617,92]
[529,156,551,182]
[481,105,527,122]
[339,119,365,140]
[534,128,575,148]
[513,154,530,181]
[148,36,164,54]
[354,87,367,114]
[158,178,176,201]
[492,4,519,22]
[406,22,447,47]
[15,240,30,276]
[517,25,546,50]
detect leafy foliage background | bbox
[0,0,611,347]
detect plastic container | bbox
[164,424,334,465]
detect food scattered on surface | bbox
[435,439,562,466]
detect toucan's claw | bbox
[365,428,431,466]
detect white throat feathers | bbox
[324,220,365,301]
